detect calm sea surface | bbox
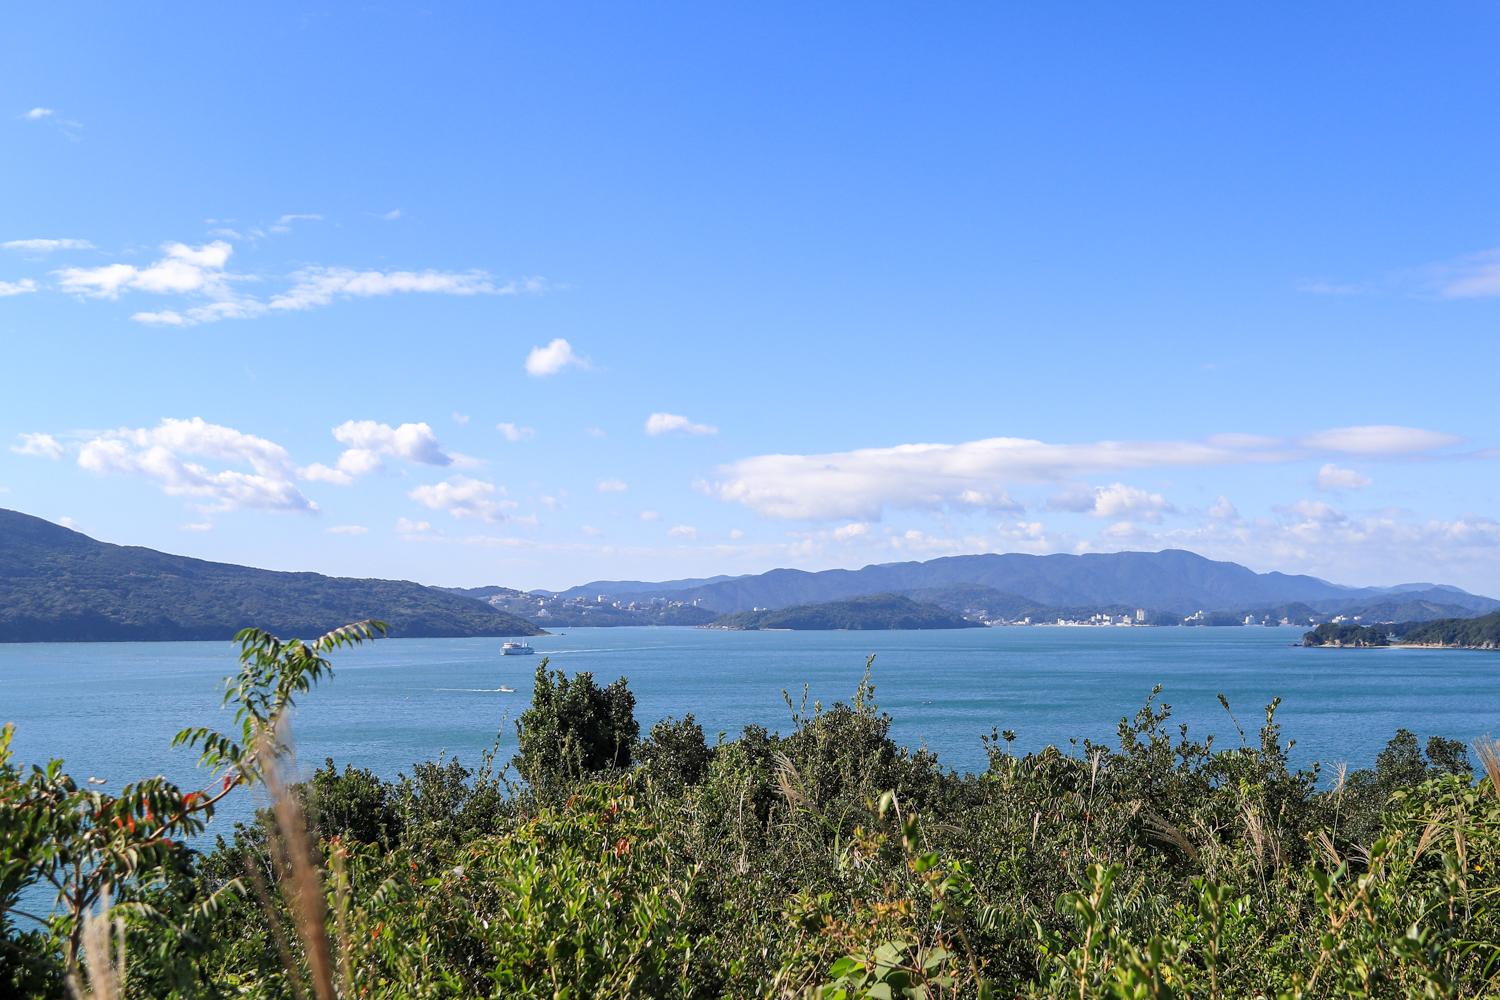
[3,626,1498,835]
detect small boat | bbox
[501,641,535,656]
[498,685,516,693]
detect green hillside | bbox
[0,509,543,641]
[1399,611,1500,649]
[714,593,983,630]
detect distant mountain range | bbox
[0,509,542,642]
[537,550,1499,621]
[6,507,1497,642]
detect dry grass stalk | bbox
[773,750,809,812]
[329,844,356,998]
[1314,830,1342,870]
[258,723,338,1000]
[1412,815,1446,865]
[67,886,125,1000]
[242,852,311,1000]
[1141,808,1199,862]
[1476,739,1500,803]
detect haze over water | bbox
[5,626,1495,834]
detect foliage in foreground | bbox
[2,629,1500,998]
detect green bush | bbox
[4,623,1500,998]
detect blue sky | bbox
[3,3,1500,593]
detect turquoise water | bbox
[3,626,1498,836]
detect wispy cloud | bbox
[3,238,93,253]
[45,236,541,326]
[11,432,64,459]
[645,412,717,436]
[269,267,529,312]
[525,338,586,376]
[20,107,82,140]
[710,425,1461,521]
[0,279,38,297]
[597,478,629,493]
[326,524,369,535]
[269,213,323,234]
[496,422,534,442]
[1433,248,1500,298]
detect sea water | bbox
[3,626,1497,836]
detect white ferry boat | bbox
[501,641,535,656]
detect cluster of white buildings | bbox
[985,608,1148,627]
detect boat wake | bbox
[434,687,517,693]
[543,645,673,655]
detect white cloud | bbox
[1208,496,1239,521]
[644,412,717,436]
[1088,483,1174,521]
[639,510,660,521]
[301,420,452,484]
[3,238,93,252]
[56,241,234,300]
[0,279,38,297]
[408,476,512,522]
[994,520,1056,553]
[334,419,450,464]
[1087,505,1500,595]
[1316,464,1372,491]
[711,426,1460,521]
[729,528,745,540]
[597,478,629,493]
[395,517,434,535]
[132,299,266,327]
[327,524,369,535]
[57,516,78,530]
[74,416,314,513]
[956,488,1023,511]
[1282,499,1347,524]
[1300,425,1459,456]
[451,411,470,425]
[497,422,534,442]
[382,209,402,221]
[580,524,603,537]
[586,426,607,438]
[180,521,213,533]
[525,338,585,377]
[833,521,869,541]
[887,528,975,555]
[667,524,698,539]
[11,432,64,459]
[20,107,80,140]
